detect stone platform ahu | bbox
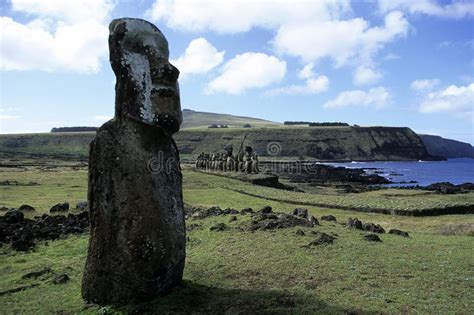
[82,18,185,304]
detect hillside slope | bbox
[0,125,432,161]
[420,134,474,159]
[181,109,280,129]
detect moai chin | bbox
[82,18,185,304]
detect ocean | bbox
[324,158,474,186]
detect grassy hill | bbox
[181,109,280,129]
[0,110,441,161]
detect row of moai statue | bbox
[196,146,260,174]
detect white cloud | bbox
[267,63,329,96]
[171,38,224,78]
[0,115,20,120]
[411,79,440,91]
[419,83,474,118]
[93,115,113,122]
[353,65,382,86]
[379,0,474,19]
[0,0,114,73]
[324,87,391,109]
[148,0,350,33]
[206,52,286,94]
[384,53,400,60]
[272,11,408,66]
[149,1,407,83]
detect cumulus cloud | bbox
[419,83,474,118]
[411,79,440,91]
[267,63,329,96]
[0,0,114,73]
[148,0,350,33]
[353,66,383,86]
[0,115,20,120]
[149,1,409,83]
[93,115,113,122]
[171,38,224,78]
[324,87,391,109]
[206,52,286,95]
[378,0,474,19]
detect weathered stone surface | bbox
[321,215,337,223]
[304,232,336,246]
[292,208,308,219]
[50,202,69,213]
[18,204,35,212]
[364,234,382,242]
[388,229,409,237]
[82,18,185,304]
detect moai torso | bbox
[82,18,185,304]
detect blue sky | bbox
[1,0,473,144]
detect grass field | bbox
[1,162,473,313]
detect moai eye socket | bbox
[150,60,180,85]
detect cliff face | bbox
[175,126,433,161]
[420,135,474,159]
[0,126,433,161]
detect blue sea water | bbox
[324,158,474,186]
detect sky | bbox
[0,0,473,144]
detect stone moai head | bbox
[109,18,182,134]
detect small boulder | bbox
[240,208,254,215]
[52,273,70,284]
[19,204,35,212]
[259,206,272,214]
[229,216,237,222]
[347,218,363,230]
[229,208,240,215]
[50,202,69,213]
[362,223,385,234]
[295,229,305,236]
[364,234,382,242]
[389,229,409,238]
[304,232,336,246]
[4,209,24,223]
[210,223,227,232]
[321,215,337,223]
[75,201,88,211]
[12,239,35,251]
[308,215,319,226]
[292,208,308,219]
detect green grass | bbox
[1,163,473,313]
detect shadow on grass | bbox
[104,280,358,314]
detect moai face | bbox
[109,18,182,133]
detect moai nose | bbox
[151,61,179,85]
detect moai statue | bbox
[244,146,253,173]
[252,152,260,173]
[82,18,185,304]
[204,153,210,170]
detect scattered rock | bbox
[308,215,319,226]
[0,211,89,251]
[362,223,385,234]
[229,216,237,222]
[240,208,254,215]
[250,213,314,231]
[259,206,273,214]
[185,223,201,232]
[321,215,337,223]
[18,205,35,212]
[4,210,24,224]
[389,229,409,237]
[210,223,227,231]
[364,234,382,242]
[292,208,308,219]
[52,273,69,284]
[304,233,336,246]
[0,206,9,211]
[347,218,363,230]
[228,208,240,215]
[75,201,88,211]
[22,268,52,280]
[50,202,69,213]
[295,229,305,236]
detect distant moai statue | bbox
[82,18,185,304]
[252,152,260,173]
[244,146,253,173]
